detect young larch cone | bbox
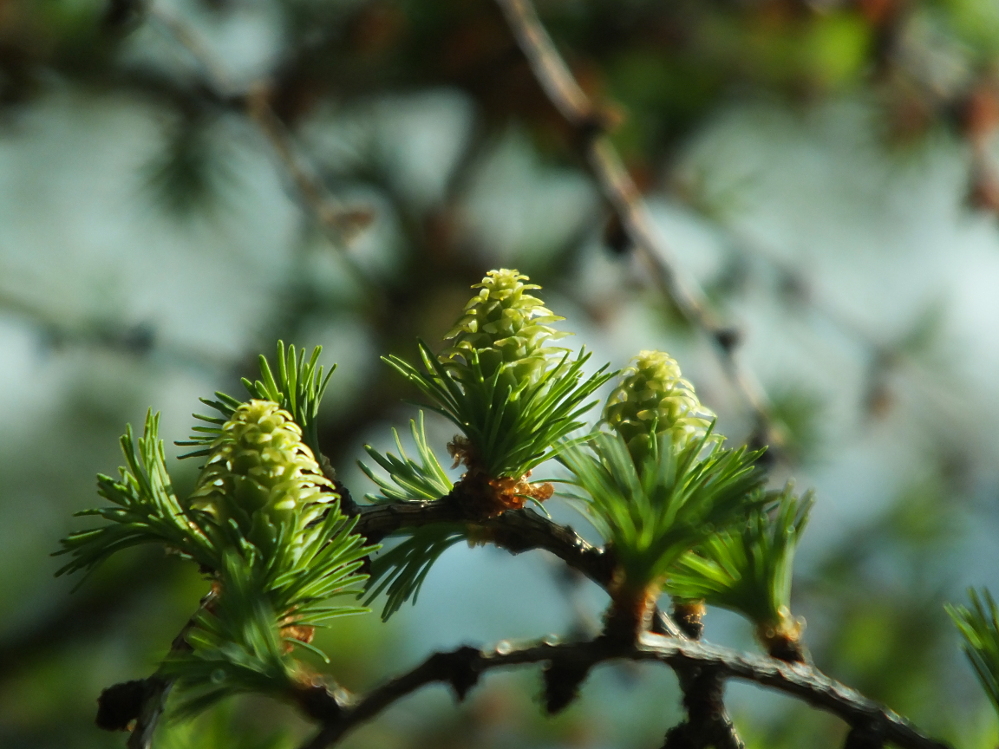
[435,270,567,515]
[439,269,570,390]
[604,350,715,460]
[189,400,337,552]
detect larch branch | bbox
[299,635,952,749]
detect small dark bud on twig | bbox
[576,104,625,145]
[661,721,696,749]
[431,646,481,701]
[671,600,706,640]
[542,657,592,714]
[766,636,809,664]
[95,679,150,731]
[844,722,886,749]
[713,327,742,353]
[103,0,146,30]
[603,214,632,256]
[293,682,342,723]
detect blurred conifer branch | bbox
[947,589,999,722]
[493,0,776,449]
[0,282,227,370]
[679,215,951,431]
[145,4,379,299]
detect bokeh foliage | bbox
[5,0,999,747]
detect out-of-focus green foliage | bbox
[948,589,999,720]
[669,487,813,655]
[7,0,999,746]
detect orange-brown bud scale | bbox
[282,624,316,647]
[449,435,552,517]
[603,577,660,645]
[447,435,475,469]
[756,614,807,663]
[671,599,707,639]
[452,469,553,518]
[487,474,554,511]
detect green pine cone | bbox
[439,269,569,388]
[604,351,714,459]
[190,400,336,549]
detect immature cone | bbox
[604,350,714,460]
[440,269,569,390]
[190,400,336,551]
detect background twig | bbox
[493,0,773,441]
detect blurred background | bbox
[4,0,999,747]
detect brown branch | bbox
[354,498,613,586]
[243,89,376,250]
[355,495,692,639]
[312,488,936,749]
[640,635,945,749]
[298,635,952,749]
[492,0,773,439]
[662,666,742,749]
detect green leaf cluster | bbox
[668,487,813,641]
[189,462,373,638]
[947,589,999,719]
[55,411,218,577]
[360,271,618,618]
[357,414,462,618]
[358,412,453,503]
[384,269,614,480]
[561,429,766,599]
[161,553,301,719]
[364,524,466,620]
[182,341,334,460]
[560,350,768,606]
[56,348,374,717]
[554,348,818,648]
